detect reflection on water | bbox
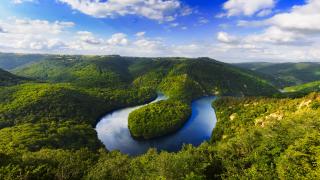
[96,95,216,155]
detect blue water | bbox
[96,96,217,155]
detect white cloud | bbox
[239,0,320,33]
[134,38,161,49]
[198,17,209,25]
[132,38,166,55]
[0,27,7,33]
[212,0,320,63]
[181,6,193,16]
[237,20,267,27]
[246,27,307,45]
[221,0,275,17]
[57,0,187,21]
[217,32,238,44]
[135,31,146,37]
[0,18,73,51]
[181,26,188,30]
[0,18,74,35]
[218,27,310,47]
[236,0,320,46]
[77,31,102,45]
[257,9,272,17]
[170,23,179,27]
[2,3,320,64]
[267,0,320,32]
[107,33,129,46]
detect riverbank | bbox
[96,96,216,155]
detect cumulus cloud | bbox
[57,0,188,21]
[257,9,272,17]
[0,18,74,35]
[267,0,320,33]
[218,28,310,47]
[77,31,102,45]
[107,33,129,46]
[134,38,161,49]
[0,17,165,55]
[2,3,320,63]
[170,23,179,27]
[217,32,238,44]
[181,26,187,30]
[245,27,310,45]
[236,0,320,46]
[0,18,73,51]
[0,27,7,33]
[220,0,275,17]
[213,0,320,62]
[135,32,146,37]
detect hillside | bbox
[126,58,280,139]
[1,86,318,179]
[13,55,134,88]
[0,52,47,70]
[14,56,279,98]
[1,54,320,179]
[211,93,320,179]
[12,56,280,140]
[284,81,320,93]
[235,62,320,87]
[0,68,29,86]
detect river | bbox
[96,95,217,155]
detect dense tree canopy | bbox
[285,81,320,94]
[1,55,317,179]
[128,100,191,139]
[236,62,320,88]
[0,68,29,87]
[211,93,320,178]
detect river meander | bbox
[96,95,217,155]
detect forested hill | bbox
[235,62,320,88]
[13,55,279,99]
[1,54,319,179]
[0,52,47,70]
[284,81,320,94]
[0,68,29,86]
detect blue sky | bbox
[0,0,319,62]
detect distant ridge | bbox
[12,55,279,98]
[235,62,320,88]
[0,68,29,86]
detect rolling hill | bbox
[212,93,320,179]
[12,55,280,140]
[284,81,320,93]
[0,52,47,70]
[235,62,320,88]
[14,56,279,98]
[13,55,133,88]
[1,54,320,179]
[0,68,29,86]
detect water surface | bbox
[96,95,217,155]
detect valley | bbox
[1,0,320,178]
[0,53,320,179]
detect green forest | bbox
[0,54,320,179]
[128,100,191,139]
[284,81,320,94]
[235,62,320,88]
